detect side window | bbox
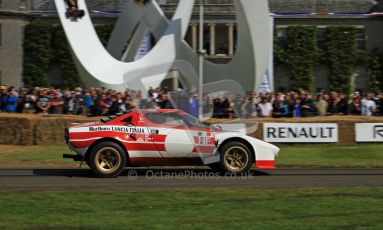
[146,113,186,127]
[121,116,133,126]
[182,114,209,128]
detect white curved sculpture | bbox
[55,0,271,93]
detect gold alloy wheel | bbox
[95,147,122,173]
[223,146,249,172]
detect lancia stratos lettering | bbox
[64,109,280,178]
[88,126,145,133]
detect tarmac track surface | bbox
[0,168,383,190]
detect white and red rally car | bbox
[64,109,279,178]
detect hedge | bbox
[23,22,114,88]
[22,23,382,93]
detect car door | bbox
[120,111,163,159]
[143,111,196,158]
[181,114,217,157]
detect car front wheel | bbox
[89,142,127,178]
[217,142,253,175]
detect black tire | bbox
[85,157,91,168]
[79,10,85,18]
[215,141,254,175]
[208,162,221,171]
[89,141,127,178]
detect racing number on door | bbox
[197,136,211,145]
[196,131,214,145]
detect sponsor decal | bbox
[195,131,214,145]
[144,134,152,142]
[151,129,159,134]
[197,137,211,145]
[88,126,145,134]
[264,123,338,143]
[89,127,111,132]
[355,123,383,142]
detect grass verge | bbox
[0,144,382,168]
[0,188,382,230]
[278,144,383,168]
[0,145,73,168]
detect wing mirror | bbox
[212,124,222,130]
[202,121,211,126]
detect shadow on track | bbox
[33,168,270,178]
[33,169,95,178]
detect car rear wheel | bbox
[89,142,127,178]
[217,142,253,175]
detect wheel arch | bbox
[85,138,129,165]
[218,137,256,162]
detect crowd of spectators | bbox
[232,89,383,118]
[1,85,383,118]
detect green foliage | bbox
[23,23,114,88]
[22,22,372,94]
[23,21,53,87]
[324,26,359,95]
[273,26,372,94]
[367,54,383,93]
[275,26,320,92]
[51,26,83,88]
[95,24,114,47]
[273,30,285,65]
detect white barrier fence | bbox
[355,123,383,143]
[263,123,338,143]
[263,123,383,143]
